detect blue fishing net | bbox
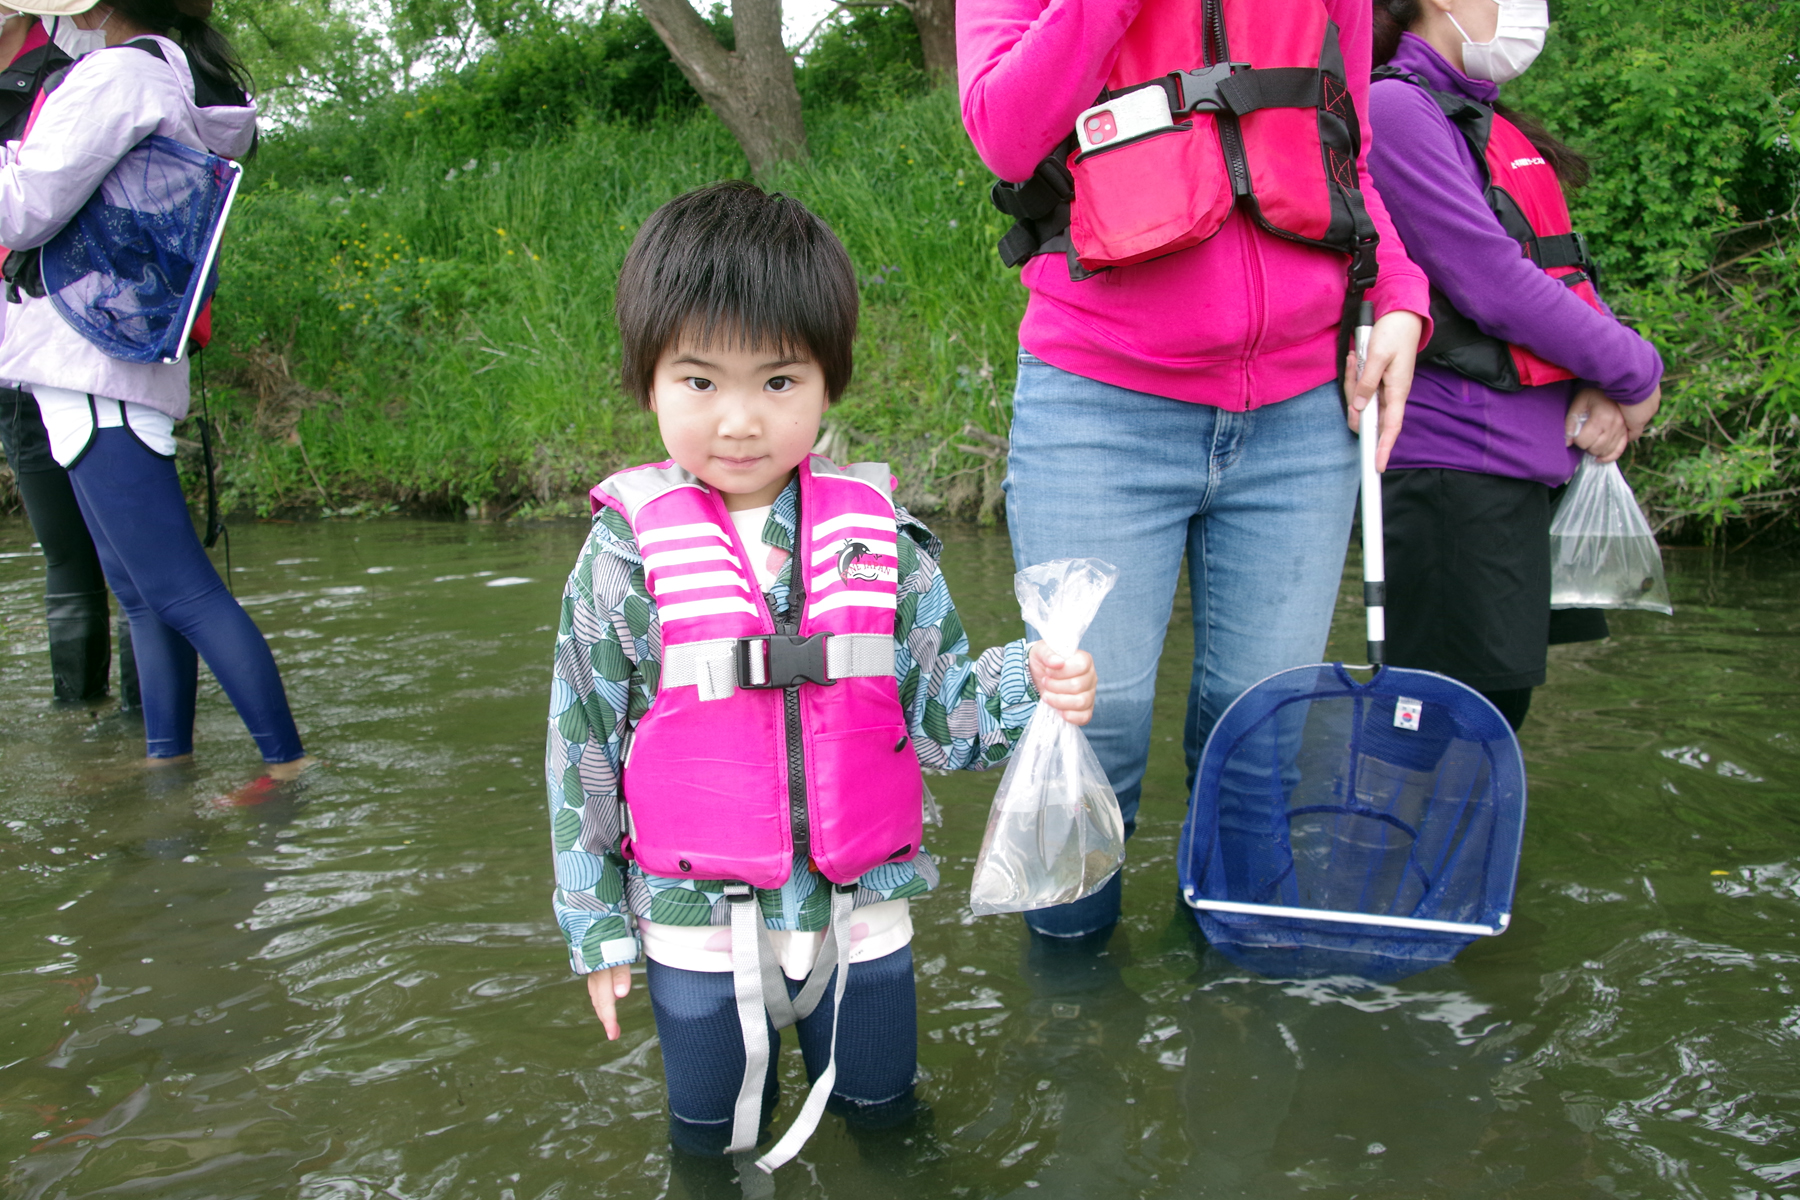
[1179,664,1526,984]
[41,134,237,365]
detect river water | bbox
[1,515,1796,1199]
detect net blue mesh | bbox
[1179,664,1526,984]
[41,135,236,365]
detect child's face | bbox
[649,334,829,512]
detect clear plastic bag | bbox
[1549,454,1673,614]
[969,559,1126,916]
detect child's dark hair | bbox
[616,181,858,407]
[1371,0,1590,188]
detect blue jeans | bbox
[67,427,304,763]
[1005,357,1359,936]
[647,945,917,1157]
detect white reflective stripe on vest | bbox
[636,519,731,547]
[810,565,899,592]
[811,510,896,540]
[650,569,750,597]
[807,591,898,617]
[644,544,743,572]
[656,595,761,625]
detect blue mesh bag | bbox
[1178,664,1526,984]
[41,134,242,365]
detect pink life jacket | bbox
[589,455,924,891]
[991,0,1379,300]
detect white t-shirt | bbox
[34,386,176,466]
[637,501,915,979]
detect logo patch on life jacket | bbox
[836,540,883,583]
[1507,156,1547,169]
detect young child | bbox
[542,181,1097,1177]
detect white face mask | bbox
[1447,0,1549,84]
[49,14,110,58]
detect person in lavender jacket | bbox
[1367,0,1663,731]
[0,0,309,776]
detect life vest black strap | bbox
[1532,230,1591,271]
[992,142,1075,268]
[1216,67,1324,116]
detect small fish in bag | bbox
[1549,454,1672,614]
[969,558,1125,916]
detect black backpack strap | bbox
[122,36,166,61]
[121,35,247,108]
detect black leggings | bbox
[0,387,106,598]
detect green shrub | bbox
[797,7,929,111]
[253,6,723,186]
[211,87,1020,517]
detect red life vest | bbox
[991,0,1378,300]
[1374,68,1603,391]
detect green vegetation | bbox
[211,74,1015,520]
[1509,0,1800,541]
[3,1,1797,537]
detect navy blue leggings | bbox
[647,945,918,1157]
[66,427,304,763]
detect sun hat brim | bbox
[0,0,102,15]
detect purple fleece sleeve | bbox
[1367,80,1661,401]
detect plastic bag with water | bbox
[1549,454,1672,614]
[968,558,1126,916]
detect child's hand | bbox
[587,964,633,1040]
[1029,642,1098,726]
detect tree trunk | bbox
[637,0,808,179]
[901,0,957,87]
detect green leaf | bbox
[923,698,951,746]
[898,663,921,714]
[552,805,581,851]
[622,593,653,638]
[555,702,589,744]
[580,917,629,962]
[590,636,632,682]
[595,858,624,904]
[649,884,715,925]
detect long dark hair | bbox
[1371,0,1589,187]
[112,0,253,99]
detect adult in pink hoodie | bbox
[960,0,1431,936]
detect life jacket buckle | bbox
[1167,62,1247,116]
[736,633,835,690]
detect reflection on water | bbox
[1,516,1796,1198]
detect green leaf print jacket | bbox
[545,478,1039,974]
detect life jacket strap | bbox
[661,633,896,701]
[724,883,858,1174]
[1530,230,1592,272]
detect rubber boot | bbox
[45,591,111,702]
[115,615,144,714]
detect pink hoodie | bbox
[959,0,1430,410]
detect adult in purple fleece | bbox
[1368,30,1662,485]
[1366,0,1664,729]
